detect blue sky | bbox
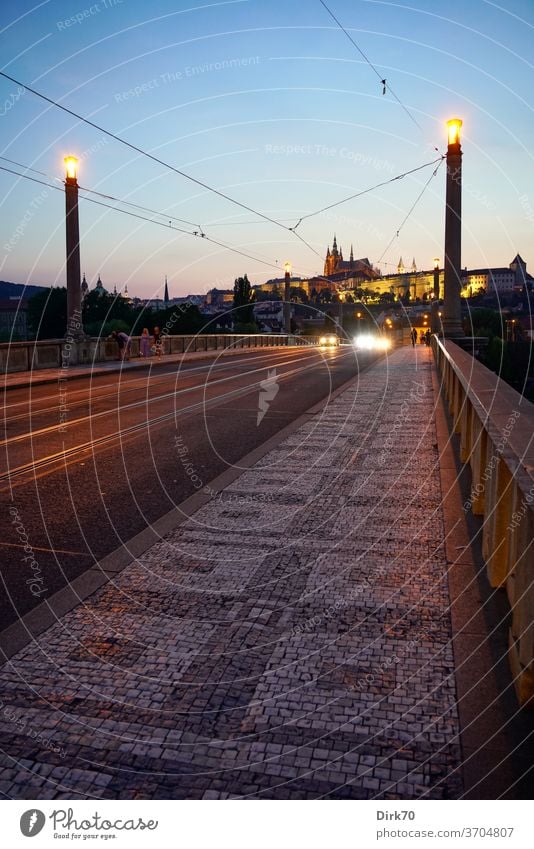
[1,0,533,298]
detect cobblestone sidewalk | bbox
[0,346,463,799]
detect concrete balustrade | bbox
[0,333,312,375]
[432,336,534,706]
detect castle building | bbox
[324,235,356,276]
[323,235,379,285]
[461,254,533,296]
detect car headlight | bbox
[319,336,327,345]
[327,335,337,344]
[353,334,391,350]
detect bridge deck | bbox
[0,345,530,799]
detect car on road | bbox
[318,334,340,347]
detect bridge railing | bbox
[432,336,534,706]
[0,333,312,374]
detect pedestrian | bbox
[425,329,431,346]
[411,328,417,347]
[111,330,131,361]
[152,325,162,357]
[139,327,151,357]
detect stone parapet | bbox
[0,334,311,375]
[432,336,534,706]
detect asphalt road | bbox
[1,344,369,628]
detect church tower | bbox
[324,235,341,276]
[398,257,405,274]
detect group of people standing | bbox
[410,327,431,347]
[111,326,163,362]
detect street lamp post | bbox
[284,261,291,335]
[443,119,464,337]
[433,257,440,300]
[64,156,83,337]
[430,257,441,335]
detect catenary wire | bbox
[293,155,444,227]
[0,70,291,233]
[0,164,282,271]
[318,0,427,136]
[376,157,444,265]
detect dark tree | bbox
[289,286,309,304]
[232,274,256,328]
[28,287,67,339]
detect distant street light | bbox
[443,118,464,337]
[284,260,291,334]
[64,155,83,337]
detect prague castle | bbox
[323,235,379,285]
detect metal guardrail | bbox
[0,334,312,374]
[432,335,534,706]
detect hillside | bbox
[0,281,47,301]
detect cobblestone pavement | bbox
[0,346,463,799]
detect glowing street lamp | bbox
[64,155,78,182]
[447,118,462,148]
[284,260,291,334]
[64,155,83,337]
[443,118,464,337]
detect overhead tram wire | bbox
[291,155,444,229]
[376,157,444,268]
[318,0,427,138]
[0,164,282,271]
[0,71,290,234]
[76,185,202,231]
[0,154,203,230]
[0,155,64,183]
[0,72,443,267]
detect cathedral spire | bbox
[164,275,169,304]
